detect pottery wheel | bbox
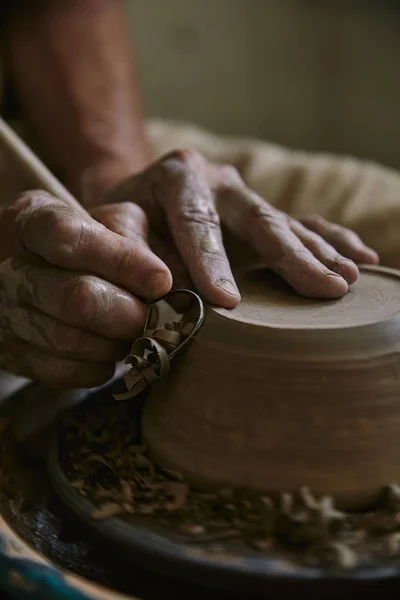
[45,266,400,597]
[45,380,400,599]
[4,267,400,598]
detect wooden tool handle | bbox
[0,116,85,212]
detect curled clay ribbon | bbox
[113,292,202,401]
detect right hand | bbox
[0,191,172,387]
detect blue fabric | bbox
[0,538,94,600]
[0,380,125,599]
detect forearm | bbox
[6,0,151,207]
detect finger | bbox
[148,233,195,313]
[149,231,192,290]
[6,305,128,362]
[92,203,183,304]
[218,186,349,298]
[12,191,172,300]
[0,335,114,387]
[2,256,148,342]
[289,219,359,285]
[152,150,240,308]
[103,173,195,306]
[90,202,150,246]
[300,215,379,264]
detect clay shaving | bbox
[60,398,400,572]
[114,319,194,400]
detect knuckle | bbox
[331,253,351,267]
[27,204,84,261]
[216,165,243,190]
[38,206,69,234]
[163,148,203,168]
[307,237,332,258]
[13,190,54,215]
[176,205,220,228]
[91,202,148,237]
[50,321,85,357]
[44,209,80,253]
[118,202,148,229]
[60,276,103,324]
[250,202,287,227]
[186,201,220,224]
[2,190,51,228]
[156,149,205,182]
[220,164,240,178]
[301,214,327,229]
[117,201,142,217]
[16,189,55,207]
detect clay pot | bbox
[142,266,400,509]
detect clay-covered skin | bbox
[0,191,171,387]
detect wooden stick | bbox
[0,116,85,212]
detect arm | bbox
[5,0,150,207]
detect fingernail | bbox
[146,269,173,299]
[364,249,380,264]
[323,269,349,287]
[333,258,359,285]
[324,267,344,277]
[337,257,359,269]
[215,278,240,297]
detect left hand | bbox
[93,150,379,309]
[0,192,171,386]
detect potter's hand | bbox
[0,192,171,386]
[107,150,379,308]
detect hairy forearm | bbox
[6,0,151,207]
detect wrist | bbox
[75,151,151,209]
